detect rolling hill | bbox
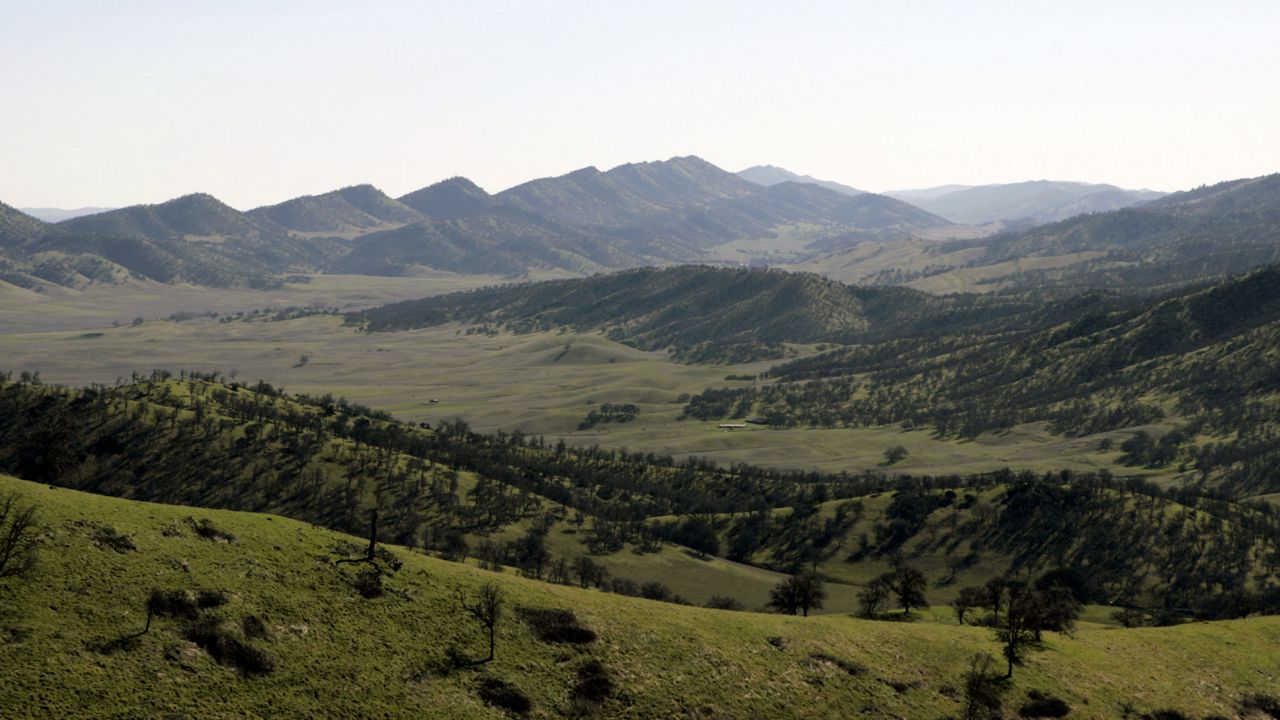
[681,262,1280,498]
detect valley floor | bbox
[0,281,1179,482]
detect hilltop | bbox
[248,184,424,235]
[59,193,286,242]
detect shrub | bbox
[183,617,275,676]
[571,660,614,712]
[353,565,383,598]
[808,653,866,676]
[241,615,269,640]
[196,589,229,609]
[147,589,201,620]
[516,607,596,644]
[476,676,531,714]
[92,525,136,553]
[705,595,745,611]
[1020,689,1071,718]
[184,517,236,543]
[1241,693,1280,719]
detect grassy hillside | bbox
[3,474,1279,719]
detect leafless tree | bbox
[0,492,39,580]
[459,581,505,663]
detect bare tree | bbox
[857,576,890,618]
[954,586,987,625]
[459,581,505,663]
[998,585,1039,678]
[0,492,39,580]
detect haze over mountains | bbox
[737,165,865,196]
[18,206,116,223]
[886,180,1166,225]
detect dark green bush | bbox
[477,676,531,714]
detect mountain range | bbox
[3,158,1276,297]
[0,157,957,289]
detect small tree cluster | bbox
[767,572,827,616]
[860,563,929,618]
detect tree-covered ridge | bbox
[0,201,50,247]
[247,184,424,234]
[349,265,1066,361]
[2,371,1277,621]
[58,193,287,242]
[681,264,1280,496]
[334,213,647,278]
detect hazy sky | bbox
[3,1,1278,209]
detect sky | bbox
[3,0,1279,209]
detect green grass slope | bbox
[2,475,1278,720]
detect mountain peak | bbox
[398,177,499,219]
[737,165,864,197]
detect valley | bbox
[0,288,1178,480]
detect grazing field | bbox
[2,475,1276,720]
[0,285,1177,481]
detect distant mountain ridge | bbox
[248,184,423,235]
[14,159,1278,296]
[737,165,864,196]
[19,206,116,222]
[886,180,1165,224]
[21,156,953,285]
[60,193,285,241]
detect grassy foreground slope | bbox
[2,475,1278,720]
